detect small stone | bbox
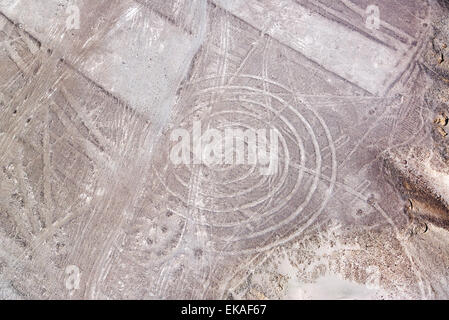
[437,126,448,137]
[434,113,448,126]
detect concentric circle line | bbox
[171,107,298,199]
[154,91,314,218]
[152,76,337,254]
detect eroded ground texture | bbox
[1,0,449,300]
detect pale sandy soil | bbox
[0,0,449,299]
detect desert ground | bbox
[0,0,449,299]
